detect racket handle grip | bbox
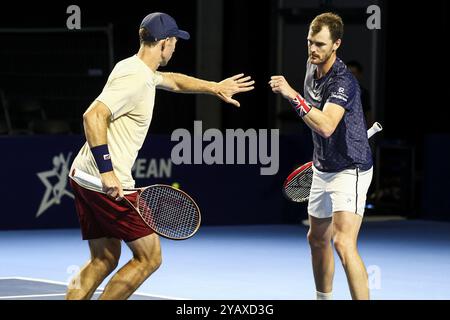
[71,168,103,188]
[367,122,383,139]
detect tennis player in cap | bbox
[67,12,254,300]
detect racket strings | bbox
[138,186,200,239]
[284,167,313,202]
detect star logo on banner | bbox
[36,152,74,218]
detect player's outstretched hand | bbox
[215,73,255,107]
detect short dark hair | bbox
[139,28,158,46]
[310,12,344,43]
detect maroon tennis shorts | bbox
[70,179,153,242]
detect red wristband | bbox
[290,94,312,117]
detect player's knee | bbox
[91,255,119,273]
[333,235,356,261]
[307,230,331,249]
[135,251,162,275]
[148,252,162,271]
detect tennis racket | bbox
[70,168,201,240]
[283,122,383,203]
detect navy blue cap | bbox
[140,12,190,41]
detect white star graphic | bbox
[36,152,74,218]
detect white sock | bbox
[316,291,333,300]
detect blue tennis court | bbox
[1,220,449,300]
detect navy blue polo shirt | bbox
[303,57,373,172]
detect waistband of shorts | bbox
[312,164,373,175]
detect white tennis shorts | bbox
[308,165,373,219]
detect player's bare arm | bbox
[83,100,124,200]
[302,103,345,138]
[269,75,344,138]
[158,72,255,107]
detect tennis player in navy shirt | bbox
[270,12,373,300]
